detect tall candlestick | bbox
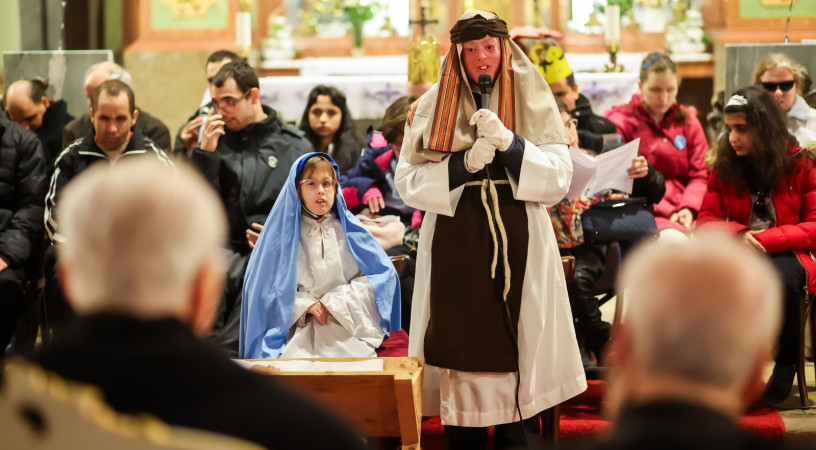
[605,5,621,44]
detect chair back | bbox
[0,359,262,450]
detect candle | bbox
[605,5,621,44]
[236,11,252,58]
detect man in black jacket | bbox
[542,48,618,154]
[4,78,74,173]
[43,79,173,329]
[0,116,46,357]
[556,235,809,450]
[192,60,312,356]
[34,159,364,450]
[61,61,171,152]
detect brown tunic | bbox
[425,161,529,372]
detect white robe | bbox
[395,139,587,427]
[280,215,385,358]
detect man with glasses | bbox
[191,60,312,357]
[174,50,241,157]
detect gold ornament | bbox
[160,0,219,17]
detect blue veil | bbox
[240,153,401,359]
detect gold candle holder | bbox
[603,41,624,73]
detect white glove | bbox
[469,109,514,151]
[464,138,497,173]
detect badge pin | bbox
[267,155,278,168]
[674,135,687,150]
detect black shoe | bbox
[763,364,796,407]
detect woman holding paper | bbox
[697,86,816,406]
[554,100,665,368]
[606,51,709,233]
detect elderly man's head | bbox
[608,233,782,418]
[56,160,227,336]
[83,61,133,109]
[5,78,50,132]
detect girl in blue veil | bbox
[241,153,400,359]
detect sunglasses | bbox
[753,191,770,219]
[760,80,795,92]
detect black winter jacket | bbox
[0,117,47,267]
[191,105,312,254]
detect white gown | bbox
[395,139,587,427]
[280,214,385,358]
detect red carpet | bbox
[376,331,786,447]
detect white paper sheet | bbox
[565,138,640,201]
[234,358,385,372]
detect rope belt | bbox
[464,179,511,301]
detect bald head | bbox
[619,233,782,393]
[5,79,50,131]
[56,160,227,335]
[83,61,133,109]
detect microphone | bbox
[478,74,492,110]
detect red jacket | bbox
[605,94,709,230]
[697,149,816,291]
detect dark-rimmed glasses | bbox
[211,90,250,110]
[299,178,337,191]
[761,81,795,93]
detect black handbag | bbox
[580,197,658,244]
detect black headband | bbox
[449,15,509,44]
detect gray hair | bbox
[57,160,226,315]
[619,232,782,391]
[83,61,133,87]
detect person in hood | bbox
[241,153,400,359]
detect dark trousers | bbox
[43,244,74,333]
[768,252,805,366]
[562,243,611,359]
[444,415,541,450]
[385,243,415,333]
[208,250,249,358]
[0,266,25,356]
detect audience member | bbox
[299,85,362,173]
[396,10,585,449]
[606,51,709,235]
[192,60,312,357]
[551,99,665,373]
[62,61,171,151]
[341,95,420,332]
[0,116,46,357]
[32,158,366,450]
[241,153,400,359]
[697,85,816,407]
[43,79,173,329]
[175,50,241,156]
[537,41,618,154]
[754,53,816,147]
[4,78,74,171]
[560,233,807,450]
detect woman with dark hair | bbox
[606,51,709,236]
[299,85,363,173]
[697,85,816,406]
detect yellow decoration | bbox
[530,41,573,85]
[160,0,219,17]
[409,36,441,83]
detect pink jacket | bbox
[697,149,816,291]
[605,94,709,230]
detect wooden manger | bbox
[244,357,424,449]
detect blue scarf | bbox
[240,153,400,358]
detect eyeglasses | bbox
[299,178,337,191]
[211,90,250,110]
[760,80,795,93]
[562,117,577,130]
